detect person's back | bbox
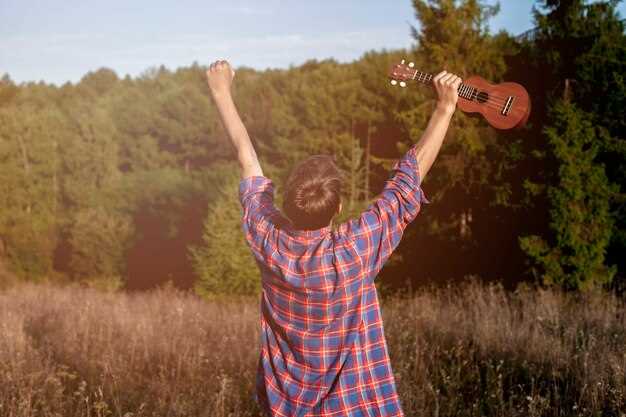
[206,59,462,416]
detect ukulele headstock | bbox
[389,59,416,87]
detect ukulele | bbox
[389,60,531,130]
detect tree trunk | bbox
[16,128,31,215]
[53,138,58,214]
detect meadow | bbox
[1,280,625,417]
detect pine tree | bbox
[403,0,511,228]
[519,0,624,290]
[520,100,616,290]
[190,164,261,297]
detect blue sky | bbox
[1,0,624,85]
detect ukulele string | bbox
[411,73,515,108]
[407,72,522,112]
[462,91,511,112]
[464,87,523,111]
[467,91,510,109]
[408,71,510,103]
[465,88,512,107]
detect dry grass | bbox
[1,280,625,417]
[385,281,626,416]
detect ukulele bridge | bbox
[502,96,515,116]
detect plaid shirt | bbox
[239,144,429,417]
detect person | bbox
[206,59,461,417]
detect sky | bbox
[1,0,624,86]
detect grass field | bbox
[1,280,625,417]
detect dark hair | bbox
[283,155,343,230]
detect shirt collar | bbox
[287,223,333,239]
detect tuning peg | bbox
[390,79,398,86]
[400,81,407,88]
[408,62,415,68]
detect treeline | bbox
[0,0,624,294]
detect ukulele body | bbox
[457,75,531,130]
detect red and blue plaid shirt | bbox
[239,144,429,417]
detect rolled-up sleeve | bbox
[239,176,280,264]
[348,145,429,278]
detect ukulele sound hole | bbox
[476,91,489,103]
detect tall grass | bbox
[385,281,626,416]
[1,280,624,416]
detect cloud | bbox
[216,6,273,16]
[0,27,412,85]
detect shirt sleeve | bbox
[346,144,429,279]
[238,175,281,265]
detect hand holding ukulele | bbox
[432,70,463,114]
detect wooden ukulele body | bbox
[458,75,531,130]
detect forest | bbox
[0,0,624,296]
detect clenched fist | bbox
[206,60,235,97]
[432,70,462,114]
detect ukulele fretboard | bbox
[411,69,477,100]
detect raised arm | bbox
[344,70,462,278]
[206,60,263,180]
[414,70,462,180]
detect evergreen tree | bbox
[379,0,520,284]
[519,0,624,290]
[520,100,616,290]
[405,0,508,192]
[190,164,261,297]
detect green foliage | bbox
[0,104,62,278]
[0,74,19,106]
[520,100,616,290]
[190,165,261,297]
[406,0,508,190]
[0,0,623,290]
[398,0,514,255]
[516,0,625,290]
[67,207,134,282]
[125,167,204,237]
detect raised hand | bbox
[206,60,236,98]
[432,70,462,114]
